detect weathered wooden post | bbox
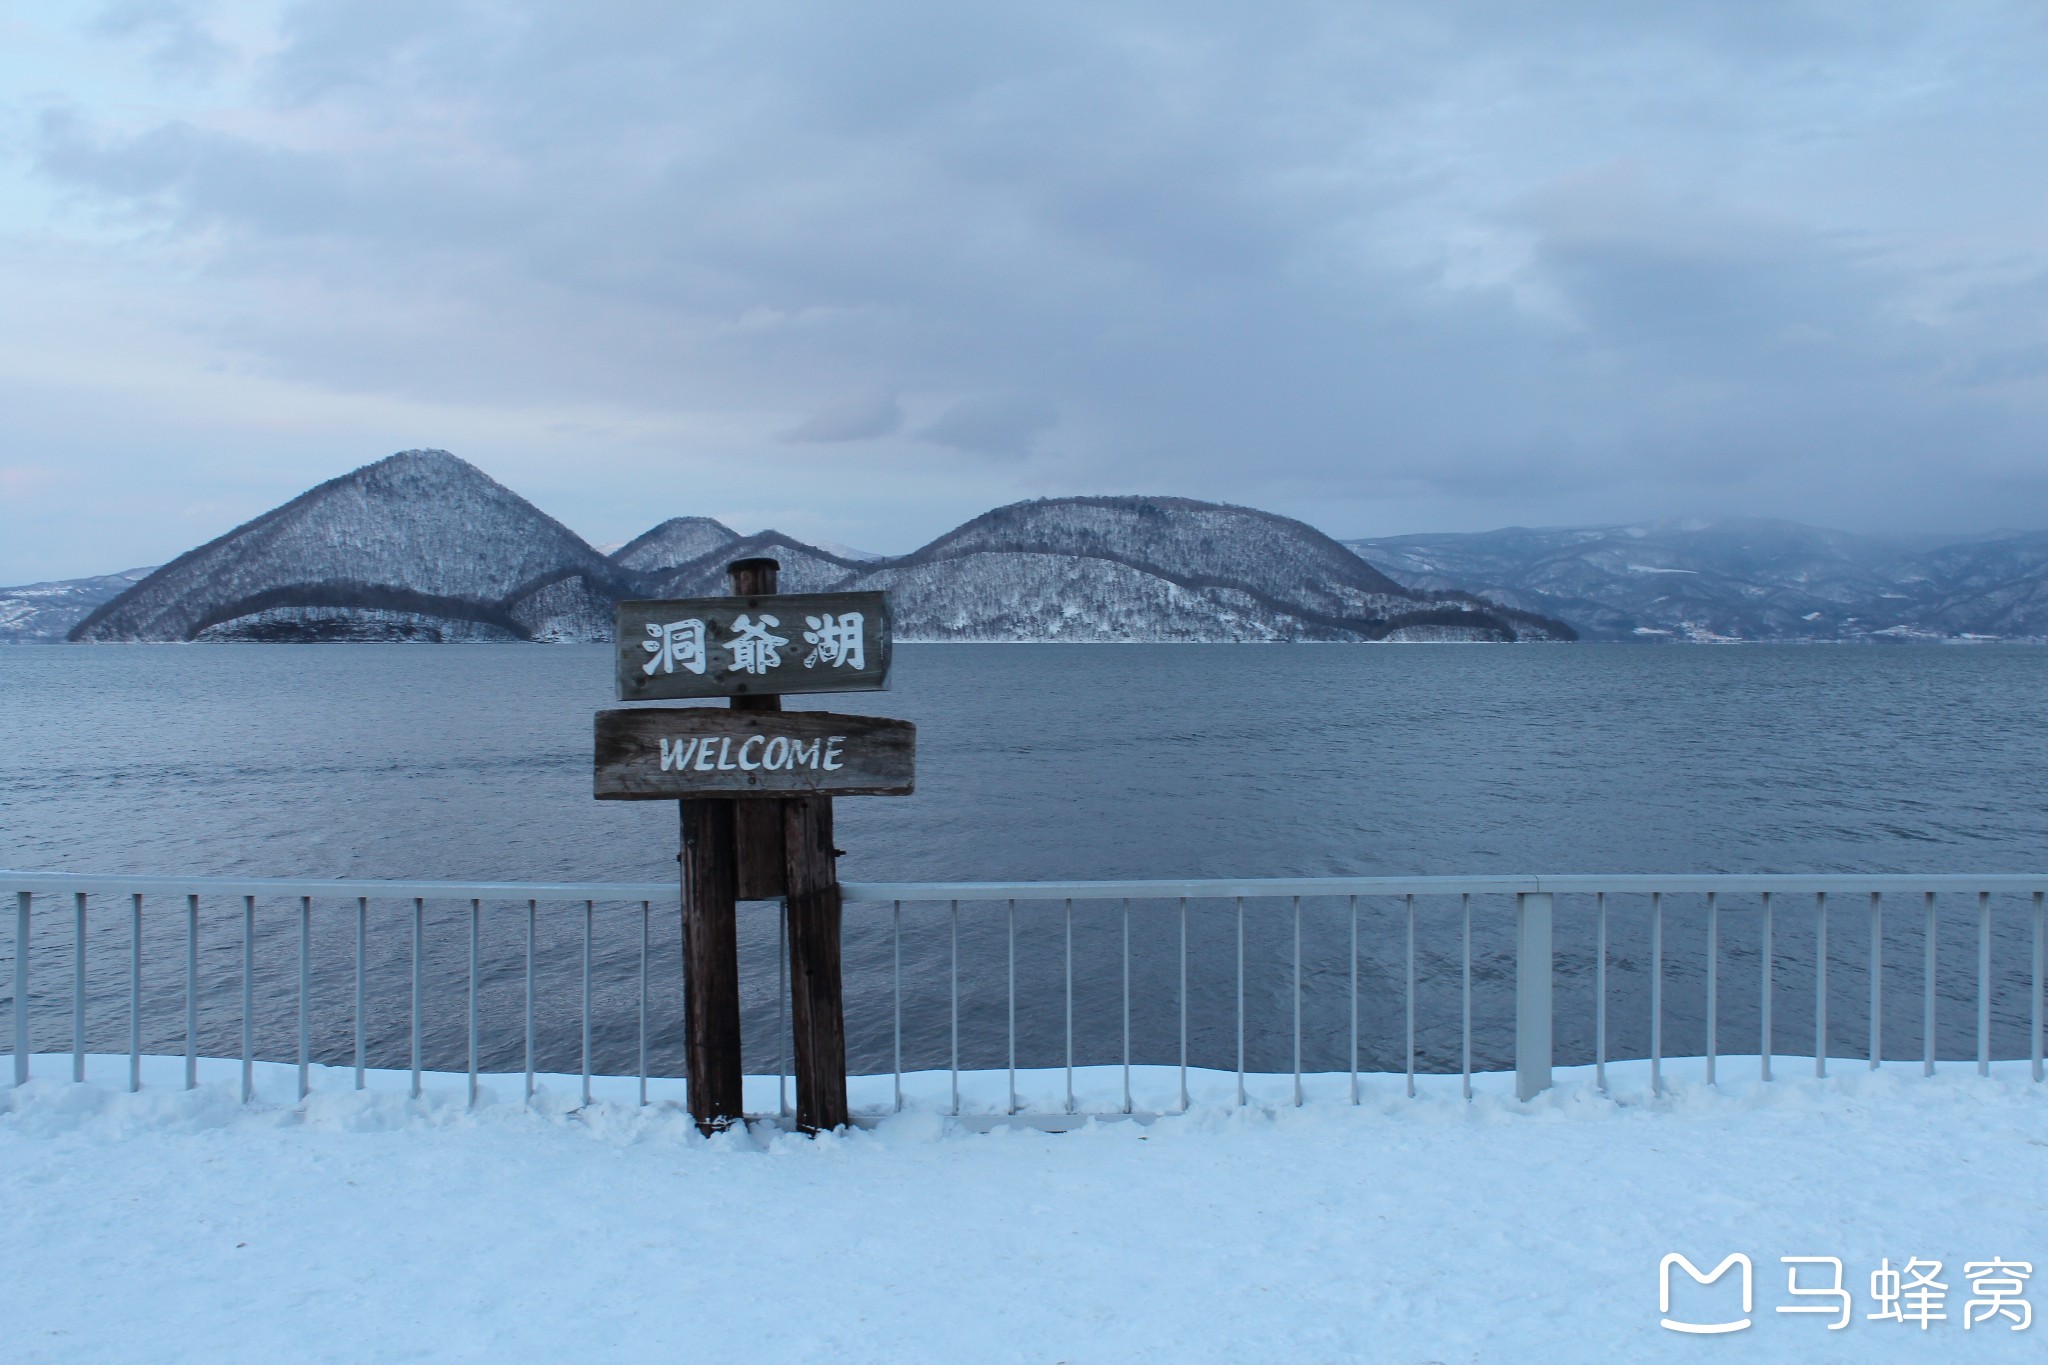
[597,571,908,1134]
[783,794,848,1131]
[670,558,783,1133]
[678,795,741,1128]
[726,558,787,903]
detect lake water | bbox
[3,644,2044,1086]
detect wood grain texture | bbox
[784,795,849,1133]
[593,709,915,799]
[615,591,892,701]
[679,799,743,1132]
[733,800,785,900]
[724,560,788,899]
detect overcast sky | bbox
[1,1,2043,580]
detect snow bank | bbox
[4,1053,2046,1362]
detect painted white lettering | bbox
[823,737,845,770]
[738,736,765,770]
[792,738,820,769]
[716,737,736,770]
[660,737,701,771]
[641,619,707,676]
[694,740,717,771]
[763,736,791,771]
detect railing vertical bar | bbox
[1292,896,1303,1108]
[2034,891,2045,1084]
[1063,897,1074,1116]
[410,897,422,1100]
[1923,891,1936,1077]
[299,895,312,1101]
[1814,893,1828,1079]
[1869,892,1883,1069]
[641,900,651,1108]
[1977,891,1991,1078]
[1594,891,1607,1094]
[1760,891,1772,1083]
[1234,896,1245,1109]
[467,899,479,1110]
[524,900,535,1104]
[950,899,960,1119]
[581,899,592,1108]
[184,894,197,1091]
[1403,893,1415,1101]
[1649,892,1663,1097]
[13,896,28,1088]
[892,900,903,1114]
[1122,898,1132,1116]
[129,894,142,1094]
[241,894,254,1103]
[1178,897,1189,1114]
[1349,894,1360,1106]
[1705,891,1718,1086]
[1007,900,1017,1116]
[354,897,366,1091]
[1460,893,1472,1102]
[74,892,87,1085]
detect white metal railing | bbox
[4,871,2045,1128]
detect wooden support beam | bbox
[783,794,850,1132]
[679,798,743,1131]
[728,557,786,899]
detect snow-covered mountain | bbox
[71,451,631,642]
[0,566,156,642]
[858,497,1567,641]
[645,531,871,598]
[60,455,1571,644]
[608,517,740,575]
[1347,521,2048,641]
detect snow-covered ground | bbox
[4,1053,2045,1363]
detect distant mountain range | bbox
[10,451,2043,644]
[40,450,1568,645]
[0,566,157,642]
[1346,522,2048,641]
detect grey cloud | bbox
[784,389,902,442]
[4,0,2045,581]
[920,395,1058,458]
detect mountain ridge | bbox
[50,452,1569,644]
[1346,519,2048,641]
[33,450,2043,644]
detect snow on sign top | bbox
[614,591,892,701]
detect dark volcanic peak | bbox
[610,516,740,574]
[72,450,627,643]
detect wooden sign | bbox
[615,591,891,702]
[593,708,915,799]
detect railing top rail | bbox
[847,874,2048,901]
[3,869,2045,903]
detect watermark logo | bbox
[1659,1253,1752,1335]
[1660,1253,2032,1335]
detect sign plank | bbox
[616,592,892,702]
[594,708,915,799]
